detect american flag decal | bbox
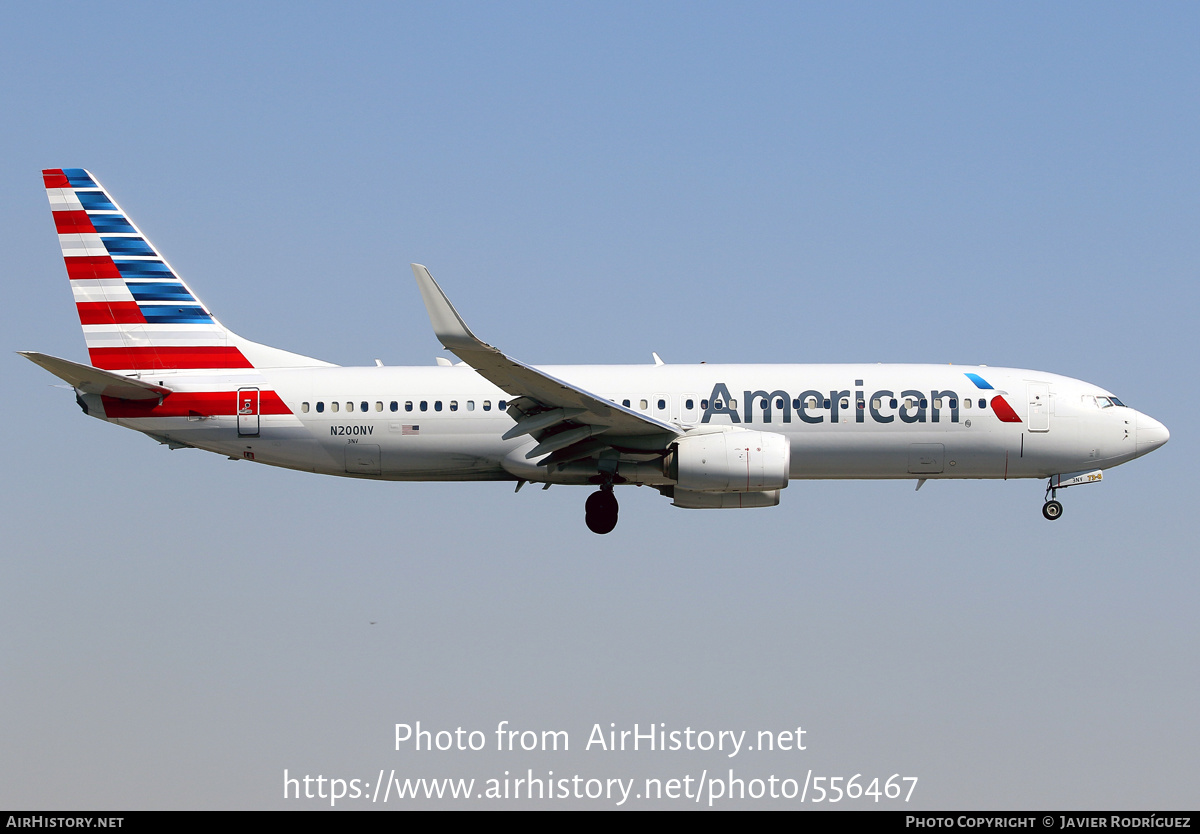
[402,425,420,435]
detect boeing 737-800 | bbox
[23,169,1170,533]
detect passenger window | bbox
[920,399,928,409]
[405,401,413,412]
[346,401,354,412]
[979,399,987,409]
[905,399,913,409]
[435,401,442,412]
[332,402,340,413]
[823,399,831,409]
[639,399,648,410]
[622,399,631,407]
[948,398,957,408]
[450,400,458,412]
[420,401,428,412]
[467,400,475,411]
[390,401,398,412]
[872,398,881,409]
[701,399,709,409]
[685,399,694,409]
[730,399,737,409]
[301,402,310,413]
[774,397,784,409]
[657,398,666,410]
[316,402,324,413]
[483,400,492,411]
[361,401,369,412]
[374,401,382,412]
[840,398,849,409]
[934,398,943,409]
[962,398,971,409]
[498,400,506,410]
[890,398,898,409]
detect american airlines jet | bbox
[24,168,1170,533]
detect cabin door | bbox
[1027,383,1050,432]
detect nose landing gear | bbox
[585,485,619,534]
[1039,469,1105,521]
[1042,477,1066,521]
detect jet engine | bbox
[663,430,791,492]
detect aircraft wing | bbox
[412,264,680,465]
[20,351,173,401]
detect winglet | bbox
[407,263,680,440]
[411,264,486,352]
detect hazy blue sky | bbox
[3,2,1196,809]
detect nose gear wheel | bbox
[1042,500,1063,521]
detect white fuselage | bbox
[33,169,1171,528]
[84,362,1167,487]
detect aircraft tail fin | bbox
[43,168,332,372]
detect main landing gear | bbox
[585,485,619,534]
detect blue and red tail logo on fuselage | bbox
[964,373,1022,422]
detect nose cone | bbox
[1135,412,1170,457]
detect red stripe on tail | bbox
[76,302,146,325]
[64,256,123,280]
[88,346,253,371]
[53,210,96,234]
[42,169,70,188]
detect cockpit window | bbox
[1086,394,1127,409]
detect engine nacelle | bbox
[671,488,781,509]
[664,430,790,493]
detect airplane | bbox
[23,168,1170,534]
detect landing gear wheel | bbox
[1042,500,1063,521]
[585,488,619,534]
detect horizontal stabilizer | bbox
[19,351,173,401]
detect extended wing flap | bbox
[411,264,679,440]
[19,351,173,401]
